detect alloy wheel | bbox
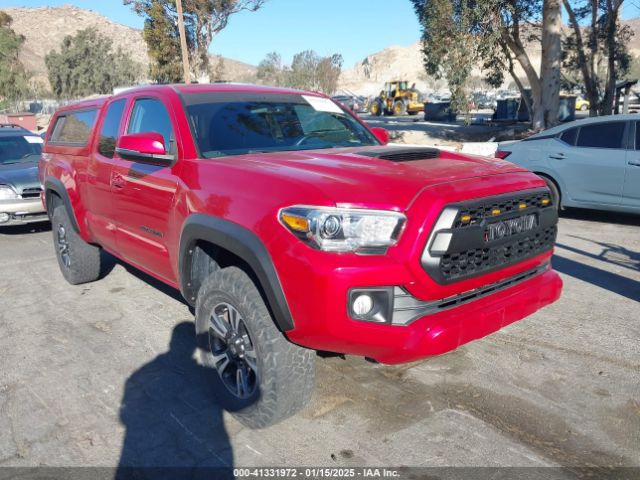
[57,224,71,269]
[208,302,258,399]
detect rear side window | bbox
[635,122,640,150]
[50,109,98,145]
[576,122,626,149]
[98,99,126,158]
[127,98,174,153]
[559,127,578,146]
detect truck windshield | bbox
[0,136,42,165]
[184,92,378,158]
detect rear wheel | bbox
[195,267,315,429]
[51,205,101,285]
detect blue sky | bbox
[3,0,639,67]
[2,0,423,68]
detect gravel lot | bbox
[0,209,638,476]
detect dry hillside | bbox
[339,19,640,95]
[1,5,256,90]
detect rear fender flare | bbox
[44,177,80,233]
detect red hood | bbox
[201,146,529,210]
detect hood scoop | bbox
[356,147,441,163]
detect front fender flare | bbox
[179,214,295,332]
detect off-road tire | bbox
[51,205,101,285]
[195,266,316,429]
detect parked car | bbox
[0,124,48,227]
[496,114,640,214]
[41,83,562,428]
[575,96,590,111]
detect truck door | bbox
[623,121,640,210]
[112,96,181,283]
[86,98,127,252]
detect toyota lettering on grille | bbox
[485,214,538,242]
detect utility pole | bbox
[175,0,191,84]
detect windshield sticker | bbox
[24,136,44,144]
[302,95,343,114]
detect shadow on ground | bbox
[0,221,51,235]
[560,208,640,227]
[115,322,235,480]
[552,255,640,302]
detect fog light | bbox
[0,213,9,224]
[352,294,374,316]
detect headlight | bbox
[0,185,18,201]
[280,206,406,254]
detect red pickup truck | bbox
[40,84,562,428]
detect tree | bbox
[562,0,632,115]
[257,51,285,86]
[411,0,563,130]
[45,28,143,98]
[143,0,191,83]
[126,0,267,82]
[0,12,29,110]
[256,50,344,95]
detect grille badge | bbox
[485,214,538,243]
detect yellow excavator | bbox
[369,81,424,116]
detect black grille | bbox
[20,188,42,199]
[357,147,440,162]
[440,226,557,281]
[454,191,552,228]
[423,189,558,284]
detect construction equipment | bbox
[369,81,424,116]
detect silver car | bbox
[497,114,640,214]
[0,125,48,227]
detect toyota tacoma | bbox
[40,84,562,428]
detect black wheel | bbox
[541,176,561,211]
[196,267,316,429]
[370,100,383,116]
[51,205,101,285]
[393,100,407,116]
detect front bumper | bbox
[286,264,562,364]
[0,198,48,226]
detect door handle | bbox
[549,153,566,160]
[628,160,640,167]
[111,173,126,189]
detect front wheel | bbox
[393,100,407,115]
[195,267,316,429]
[541,177,561,211]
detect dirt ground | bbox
[0,209,638,477]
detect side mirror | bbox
[370,127,390,146]
[115,132,175,166]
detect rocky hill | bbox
[339,19,640,95]
[2,5,637,96]
[2,5,256,90]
